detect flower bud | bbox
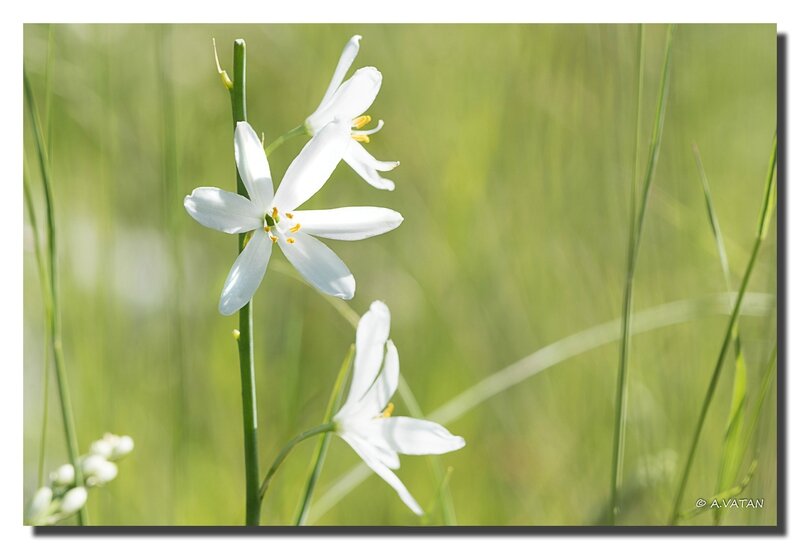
[59,487,88,516]
[90,438,114,458]
[26,487,53,524]
[111,435,134,459]
[50,463,75,486]
[83,454,118,486]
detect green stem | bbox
[610,23,673,524]
[226,39,261,526]
[264,125,307,157]
[24,69,87,525]
[669,133,777,525]
[24,168,51,489]
[259,423,336,502]
[294,345,354,525]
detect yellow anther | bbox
[286,237,296,244]
[381,402,395,418]
[271,207,279,219]
[289,223,301,233]
[352,134,370,144]
[285,212,294,220]
[269,234,278,243]
[352,115,372,129]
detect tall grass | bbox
[670,134,777,524]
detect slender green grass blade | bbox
[669,133,777,524]
[610,23,674,524]
[693,144,749,525]
[293,344,354,525]
[24,67,87,525]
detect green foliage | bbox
[22,24,777,526]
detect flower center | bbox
[380,402,395,418]
[350,114,384,144]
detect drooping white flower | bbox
[332,301,465,515]
[58,487,88,516]
[305,35,399,191]
[185,121,403,316]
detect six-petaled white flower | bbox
[305,35,399,191]
[333,301,466,515]
[185,120,403,315]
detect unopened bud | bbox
[50,463,75,486]
[26,487,53,524]
[111,435,134,459]
[90,438,114,458]
[82,455,118,486]
[59,487,88,516]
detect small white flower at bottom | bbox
[332,301,465,515]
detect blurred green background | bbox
[23,24,777,526]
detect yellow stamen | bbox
[271,207,279,219]
[285,212,294,220]
[381,402,395,418]
[289,223,301,233]
[352,134,370,144]
[269,234,278,243]
[352,114,372,129]
[286,237,296,244]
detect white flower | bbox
[59,487,88,516]
[333,301,465,515]
[305,35,399,191]
[185,120,403,315]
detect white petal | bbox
[356,339,400,417]
[343,141,399,190]
[376,416,466,456]
[311,35,362,120]
[343,301,391,407]
[184,187,263,234]
[305,67,382,134]
[272,120,352,213]
[340,433,423,516]
[219,229,272,316]
[291,207,403,241]
[234,121,274,210]
[278,231,354,300]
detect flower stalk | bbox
[226,39,262,526]
[293,344,354,525]
[259,423,336,502]
[264,124,307,157]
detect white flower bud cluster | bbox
[26,433,134,525]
